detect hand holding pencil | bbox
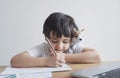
[45,36,66,67]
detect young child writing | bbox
[10,12,101,68]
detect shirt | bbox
[27,42,86,57]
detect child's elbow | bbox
[10,56,20,68]
[94,52,102,63]
[10,57,16,67]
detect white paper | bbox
[0,72,52,78]
[0,64,72,78]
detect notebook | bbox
[0,64,72,78]
[71,61,120,78]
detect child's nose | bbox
[56,42,63,51]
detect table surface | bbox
[0,62,111,78]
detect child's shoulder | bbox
[30,42,48,49]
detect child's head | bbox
[43,12,79,39]
[43,12,80,53]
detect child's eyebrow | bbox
[64,39,71,41]
[50,37,57,40]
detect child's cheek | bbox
[64,45,70,50]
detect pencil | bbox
[45,37,57,56]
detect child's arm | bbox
[10,51,65,68]
[65,47,102,63]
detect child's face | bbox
[49,31,71,53]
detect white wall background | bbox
[0,0,120,66]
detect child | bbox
[10,12,101,68]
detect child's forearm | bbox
[65,51,101,63]
[10,52,47,68]
[10,52,65,67]
[11,57,47,68]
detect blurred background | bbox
[0,0,120,65]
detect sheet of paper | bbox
[0,64,72,78]
[0,72,52,78]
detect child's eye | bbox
[63,41,70,44]
[51,41,57,43]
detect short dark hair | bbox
[43,12,79,38]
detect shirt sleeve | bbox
[73,43,87,54]
[27,43,50,57]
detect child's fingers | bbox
[56,52,65,59]
[47,56,65,67]
[49,61,63,67]
[58,59,66,63]
[56,55,66,63]
[55,61,63,67]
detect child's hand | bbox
[45,52,66,67]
